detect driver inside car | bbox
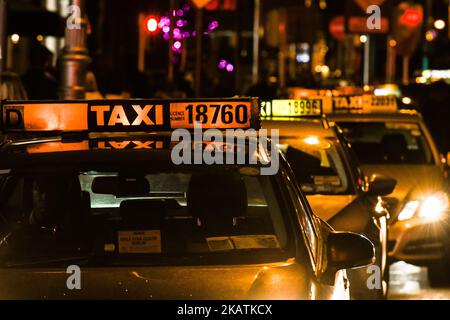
[28,176,86,231]
[0,175,88,262]
[29,177,69,228]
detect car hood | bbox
[307,195,358,222]
[0,259,314,300]
[360,164,445,208]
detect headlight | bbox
[418,192,449,221]
[398,200,420,221]
[398,192,449,222]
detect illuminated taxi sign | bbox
[261,98,323,118]
[89,104,165,131]
[332,95,363,112]
[26,139,168,154]
[2,103,88,131]
[1,98,259,132]
[330,95,397,113]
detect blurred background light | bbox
[296,52,310,63]
[11,34,20,44]
[146,17,158,32]
[434,19,445,30]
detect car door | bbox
[279,156,350,299]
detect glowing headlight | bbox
[402,97,412,105]
[398,200,420,221]
[398,192,449,222]
[418,192,449,221]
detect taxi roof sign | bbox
[1,98,260,133]
[328,95,397,114]
[261,98,324,118]
[261,94,397,117]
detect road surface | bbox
[388,261,450,300]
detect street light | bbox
[434,19,445,30]
[10,34,20,44]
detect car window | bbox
[337,121,434,165]
[278,137,351,195]
[0,168,292,267]
[334,127,365,190]
[282,169,318,264]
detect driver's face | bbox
[31,179,63,224]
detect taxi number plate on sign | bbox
[270,99,322,117]
[170,102,251,129]
[365,95,396,107]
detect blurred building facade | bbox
[2,0,450,97]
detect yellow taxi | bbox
[261,98,396,299]
[325,94,450,286]
[0,98,374,299]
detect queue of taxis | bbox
[261,98,395,299]
[325,94,450,285]
[0,98,375,299]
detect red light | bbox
[399,9,423,27]
[146,17,158,32]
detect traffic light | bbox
[393,2,423,57]
[146,17,158,33]
[138,14,159,71]
[399,8,422,28]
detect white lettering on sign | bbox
[90,105,164,127]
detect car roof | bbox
[327,109,422,122]
[262,118,336,139]
[0,132,272,170]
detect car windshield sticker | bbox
[118,230,161,254]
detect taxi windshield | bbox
[278,137,351,195]
[0,168,291,268]
[337,121,434,165]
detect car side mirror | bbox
[319,231,375,285]
[313,218,376,285]
[327,232,375,270]
[367,174,396,196]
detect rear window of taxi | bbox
[337,121,434,165]
[0,169,292,267]
[278,137,352,195]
